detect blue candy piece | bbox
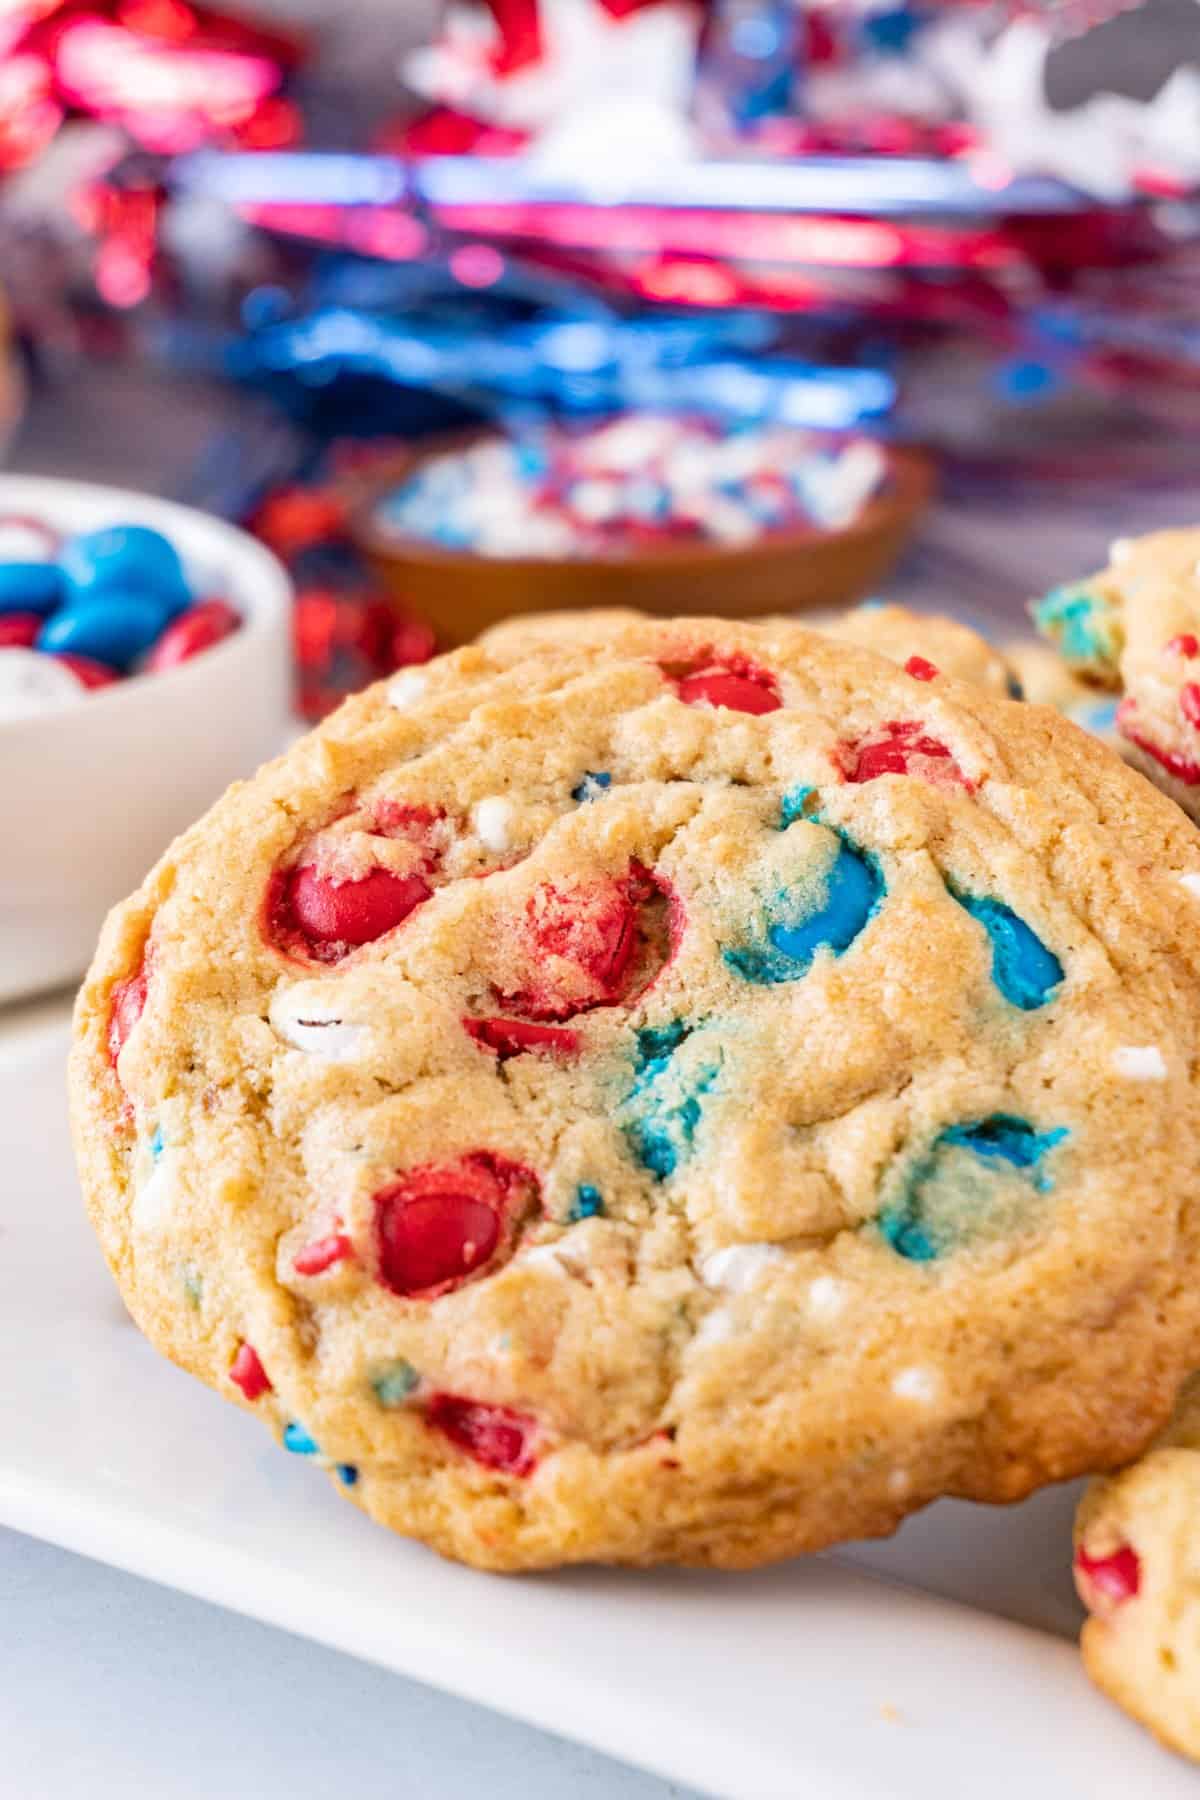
[37,595,175,671]
[59,524,191,616]
[372,1360,419,1407]
[572,770,612,803]
[622,1020,718,1179]
[725,830,884,985]
[336,1463,359,1487]
[149,1127,164,1161]
[283,1422,318,1456]
[0,562,63,615]
[950,888,1063,1011]
[879,1114,1068,1262]
[570,1183,605,1221]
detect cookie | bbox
[1003,638,1122,748]
[70,615,1200,1572]
[1032,528,1200,817]
[483,602,1018,698]
[1075,1376,1200,1762]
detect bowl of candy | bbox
[353,415,932,642]
[0,476,292,1004]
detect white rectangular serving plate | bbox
[0,1008,1190,1799]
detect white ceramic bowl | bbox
[0,475,292,1004]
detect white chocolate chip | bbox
[474,795,514,852]
[693,1306,735,1348]
[1109,537,1133,565]
[132,1159,175,1235]
[386,667,428,710]
[269,988,367,1061]
[700,1244,785,1293]
[806,1276,847,1320]
[1179,871,1200,899]
[892,1366,941,1406]
[1112,1045,1167,1081]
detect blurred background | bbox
[2,0,1198,717]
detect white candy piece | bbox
[693,1305,735,1348]
[892,1366,941,1406]
[0,648,87,721]
[1112,1045,1168,1081]
[386,667,428,710]
[1108,537,1133,565]
[474,795,514,852]
[1179,871,1200,899]
[700,1243,785,1294]
[269,988,367,1061]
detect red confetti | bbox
[904,655,939,682]
[1075,1542,1141,1608]
[229,1341,272,1401]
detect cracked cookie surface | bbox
[71,615,1200,1570]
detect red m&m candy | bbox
[374,1152,538,1300]
[425,1393,540,1476]
[145,599,240,672]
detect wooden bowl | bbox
[348,432,935,645]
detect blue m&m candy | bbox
[59,524,191,618]
[0,562,63,616]
[37,595,176,672]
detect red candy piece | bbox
[671,652,781,716]
[145,599,240,672]
[229,1342,272,1401]
[904,655,940,681]
[272,863,432,962]
[1167,634,1199,658]
[1118,699,1200,785]
[425,1392,540,1476]
[1075,1542,1141,1609]
[54,653,120,689]
[0,612,41,649]
[293,1232,354,1277]
[107,964,148,1067]
[464,1017,581,1059]
[1181,683,1200,729]
[374,1152,538,1300]
[837,719,973,792]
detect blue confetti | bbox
[570,1184,605,1221]
[283,1422,319,1456]
[372,1361,419,1407]
[336,1464,359,1487]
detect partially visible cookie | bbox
[483,602,1018,696]
[1032,528,1200,818]
[70,614,1200,1572]
[1075,1376,1200,1762]
[1003,639,1121,748]
[817,602,1018,697]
